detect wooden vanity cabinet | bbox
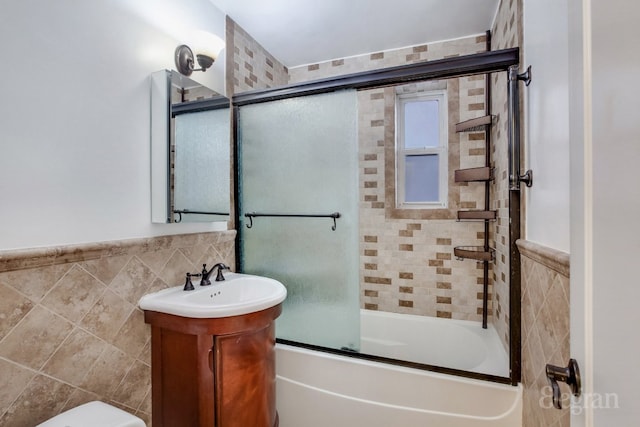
[144,304,282,427]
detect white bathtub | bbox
[360,309,510,377]
[276,344,522,427]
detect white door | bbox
[569,0,640,425]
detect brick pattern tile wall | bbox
[490,0,522,353]
[289,36,488,83]
[359,79,489,320]
[518,240,570,427]
[0,231,236,426]
[226,17,288,96]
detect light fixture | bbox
[175,45,211,75]
[175,31,225,76]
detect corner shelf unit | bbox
[453,114,495,263]
[454,166,493,183]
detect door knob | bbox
[546,358,581,409]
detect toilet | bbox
[37,401,146,427]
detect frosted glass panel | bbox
[239,90,360,351]
[405,154,439,202]
[404,99,439,148]
[174,109,230,222]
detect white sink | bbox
[139,273,287,318]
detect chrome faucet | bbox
[200,263,230,286]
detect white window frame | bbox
[396,90,448,209]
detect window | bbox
[396,90,448,208]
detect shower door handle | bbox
[546,359,581,409]
[507,65,534,190]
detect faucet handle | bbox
[183,273,195,291]
[214,263,230,282]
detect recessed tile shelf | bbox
[455,115,493,133]
[454,246,495,262]
[454,166,493,182]
[457,210,497,221]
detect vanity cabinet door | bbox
[146,305,281,427]
[213,322,277,427]
[151,328,215,427]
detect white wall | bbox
[522,0,571,252]
[0,0,227,251]
[588,0,640,424]
[570,0,640,425]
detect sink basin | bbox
[139,273,287,318]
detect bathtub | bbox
[276,344,522,427]
[360,309,509,377]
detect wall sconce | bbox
[175,32,225,76]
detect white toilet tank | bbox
[37,401,146,427]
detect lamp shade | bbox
[191,31,225,60]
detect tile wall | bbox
[0,231,235,426]
[518,240,570,427]
[358,77,489,320]
[288,37,487,83]
[490,0,523,353]
[226,17,289,97]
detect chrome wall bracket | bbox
[517,65,532,86]
[519,169,533,188]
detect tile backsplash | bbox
[0,231,235,426]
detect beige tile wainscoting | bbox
[0,231,236,426]
[518,239,570,427]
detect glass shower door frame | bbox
[232,48,522,386]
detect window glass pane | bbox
[405,154,439,202]
[404,100,439,149]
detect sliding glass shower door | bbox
[238,90,360,351]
